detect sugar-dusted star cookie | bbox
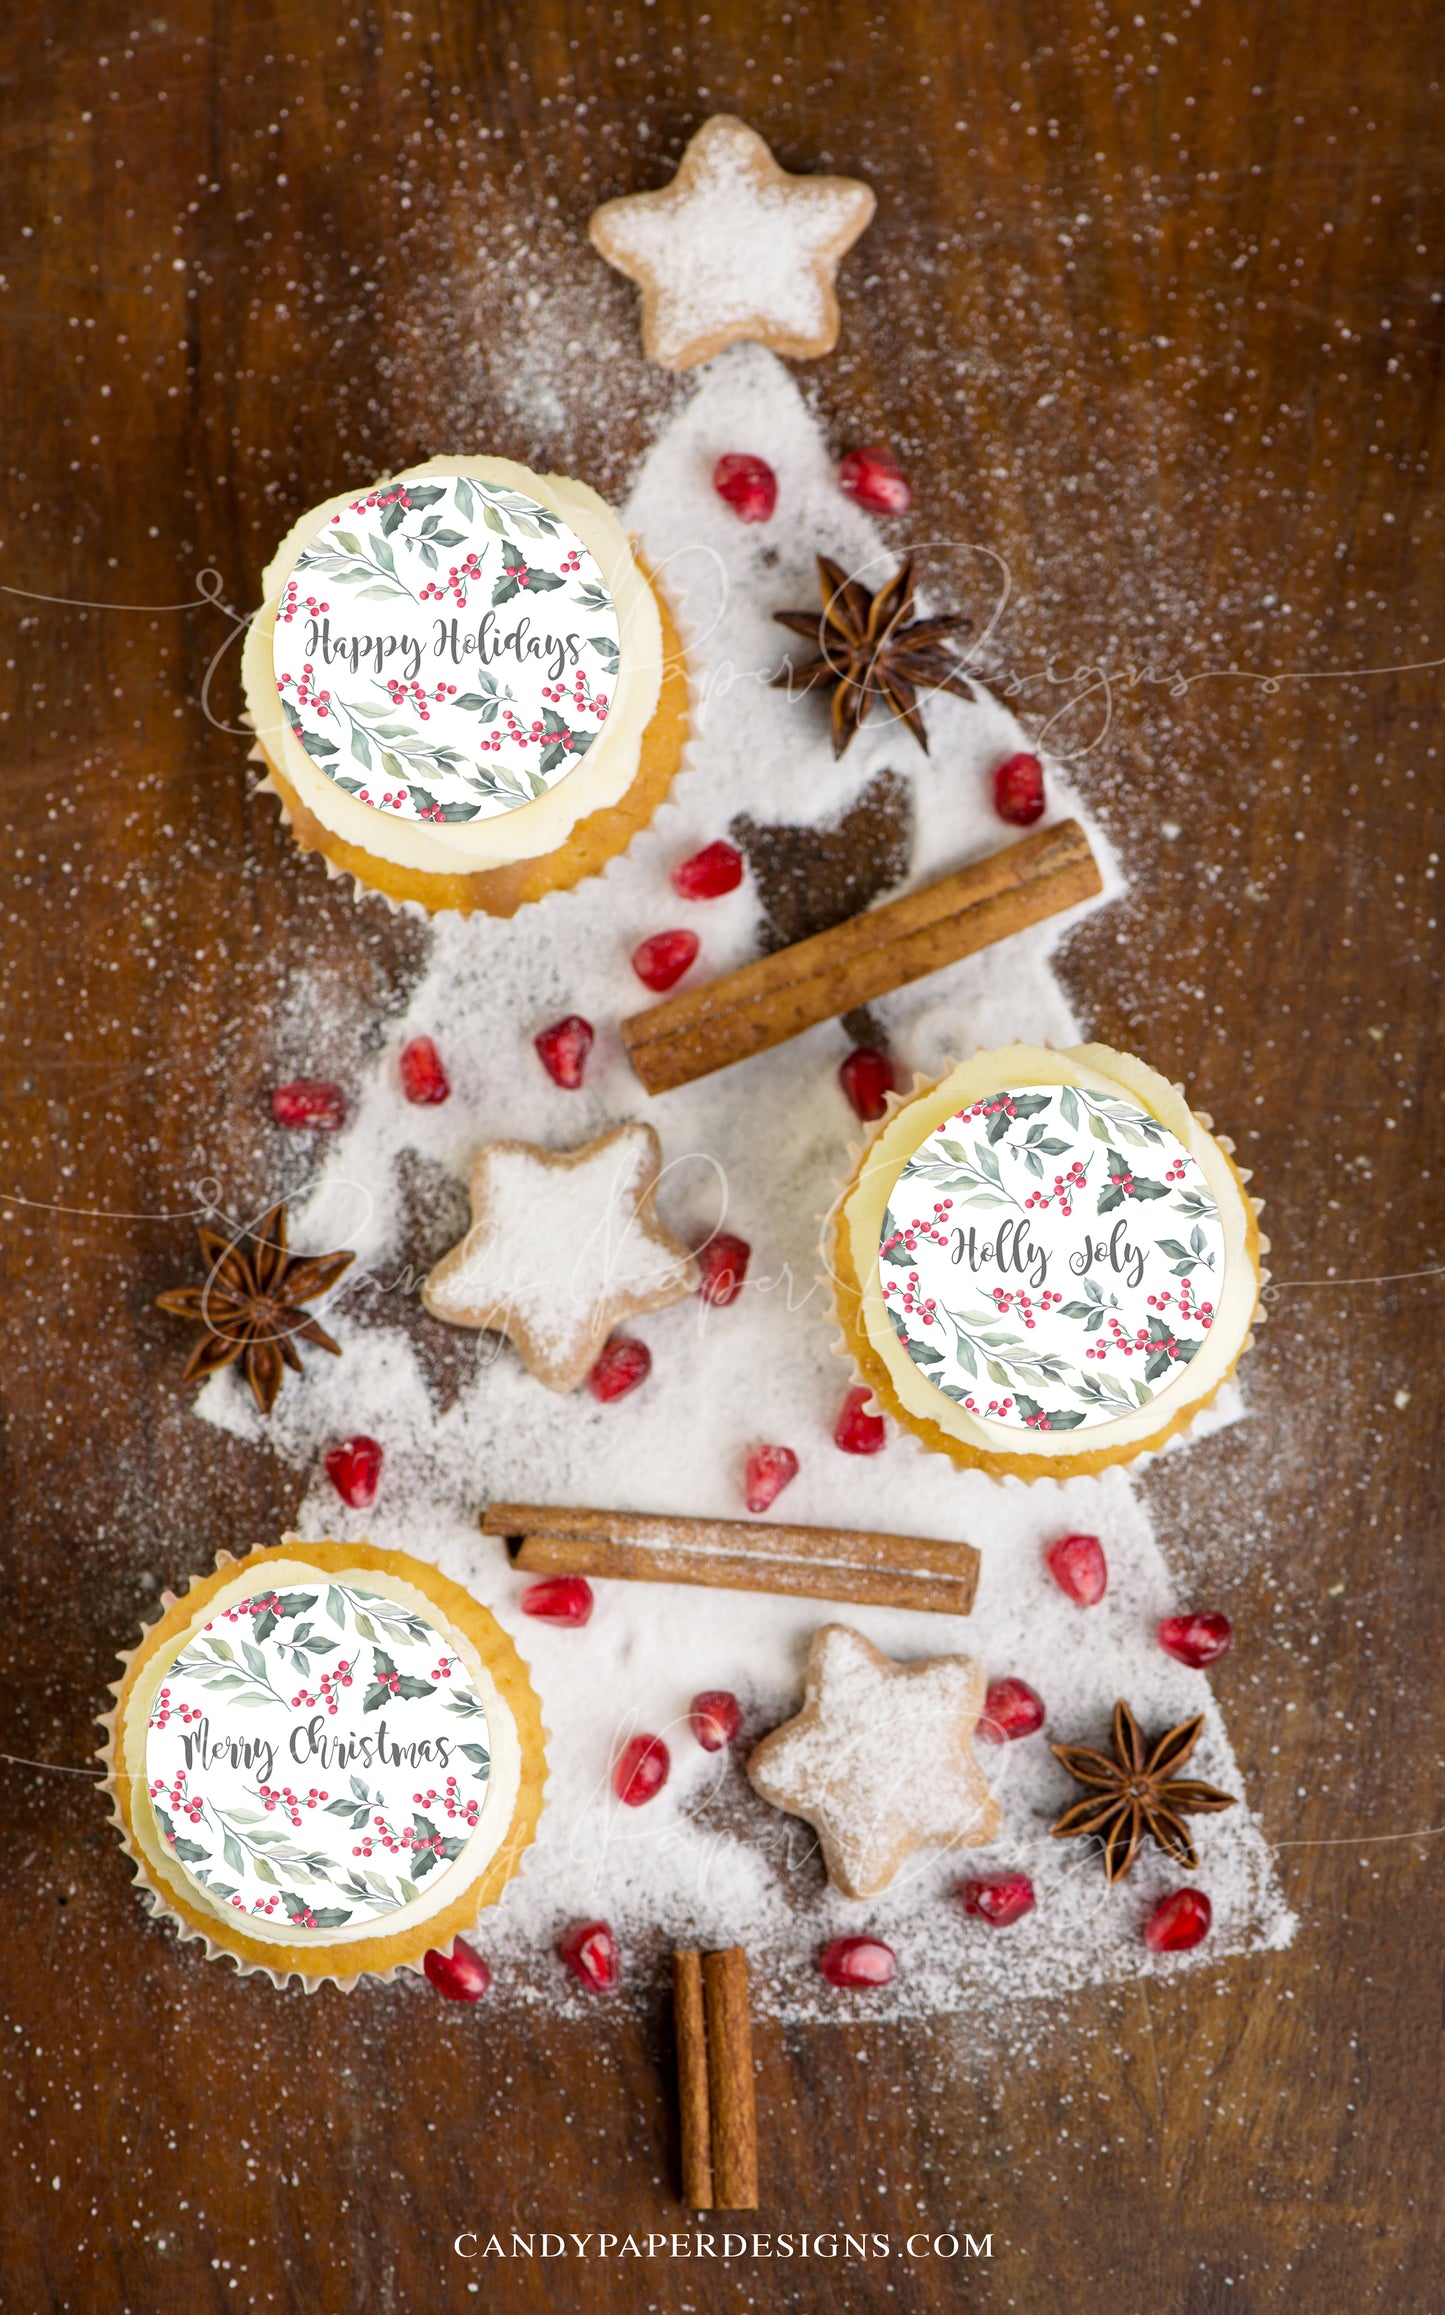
[421,1122,699,1393]
[588,114,876,371]
[747,1625,1001,1899]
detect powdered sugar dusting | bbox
[196,345,1293,2018]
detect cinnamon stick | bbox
[621,818,1102,1095]
[701,1947,758,2210]
[672,1950,714,2209]
[482,1502,979,1618]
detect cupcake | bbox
[101,1538,545,1989]
[829,1043,1266,1482]
[240,457,688,915]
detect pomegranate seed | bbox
[1157,1612,1233,1668]
[839,1045,896,1121]
[1144,1887,1212,1953]
[696,1231,751,1307]
[690,1690,742,1751]
[743,1442,798,1514]
[836,444,912,517]
[520,1575,594,1628]
[324,1435,383,1510]
[588,1336,651,1403]
[834,1386,886,1455]
[399,1034,450,1105]
[671,839,744,900]
[977,1676,1045,1744]
[558,1918,619,1991]
[1045,1532,1108,1606]
[423,1939,491,2001]
[534,1013,594,1088]
[959,1874,1036,1928]
[614,1733,669,1806]
[992,752,1046,827]
[819,1934,896,1989]
[632,928,699,993]
[712,452,778,524]
[271,1079,346,1131]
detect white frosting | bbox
[240,458,664,873]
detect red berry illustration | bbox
[992,752,1046,827]
[520,1576,595,1628]
[695,1231,751,1307]
[671,840,744,900]
[1045,1532,1108,1606]
[423,1940,492,2001]
[271,1079,347,1131]
[836,445,912,516]
[839,1045,896,1122]
[558,1918,619,1991]
[534,1014,594,1088]
[399,1035,450,1105]
[976,1676,1046,1744]
[743,1442,798,1514]
[631,928,700,993]
[712,452,778,524]
[690,1690,742,1751]
[958,1874,1036,1928]
[588,1336,651,1403]
[1157,1612,1233,1668]
[324,1435,383,1510]
[834,1386,886,1455]
[613,1733,669,1806]
[1144,1888,1212,1952]
[819,1934,896,1989]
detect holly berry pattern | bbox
[272,474,620,826]
[145,1583,492,1931]
[879,1084,1225,1433]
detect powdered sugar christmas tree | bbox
[201,343,1294,2018]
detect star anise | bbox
[773,554,974,756]
[155,1203,354,1415]
[1049,1698,1236,1882]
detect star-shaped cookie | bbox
[421,1122,699,1393]
[747,1625,1001,1899]
[588,114,876,371]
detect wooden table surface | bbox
[1,6,1440,2310]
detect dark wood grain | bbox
[0,5,1440,2311]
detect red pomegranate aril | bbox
[837,445,912,517]
[1158,1612,1233,1669]
[839,1045,896,1122]
[993,752,1046,827]
[744,1442,798,1514]
[399,1034,450,1105]
[671,839,744,901]
[632,928,700,993]
[588,1336,651,1403]
[534,1013,594,1088]
[959,1874,1036,1928]
[271,1079,347,1131]
[520,1575,594,1628]
[558,1918,619,1991]
[819,1934,896,1989]
[977,1676,1045,1744]
[1045,1532,1108,1607]
[834,1386,886,1456]
[324,1435,383,1511]
[1144,1887,1212,1953]
[423,1939,492,2001]
[690,1690,742,1751]
[614,1733,669,1806]
[696,1231,751,1307]
[713,452,778,524]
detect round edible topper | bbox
[271,472,621,826]
[878,1083,1227,1437]
[144,1580,493,1934]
